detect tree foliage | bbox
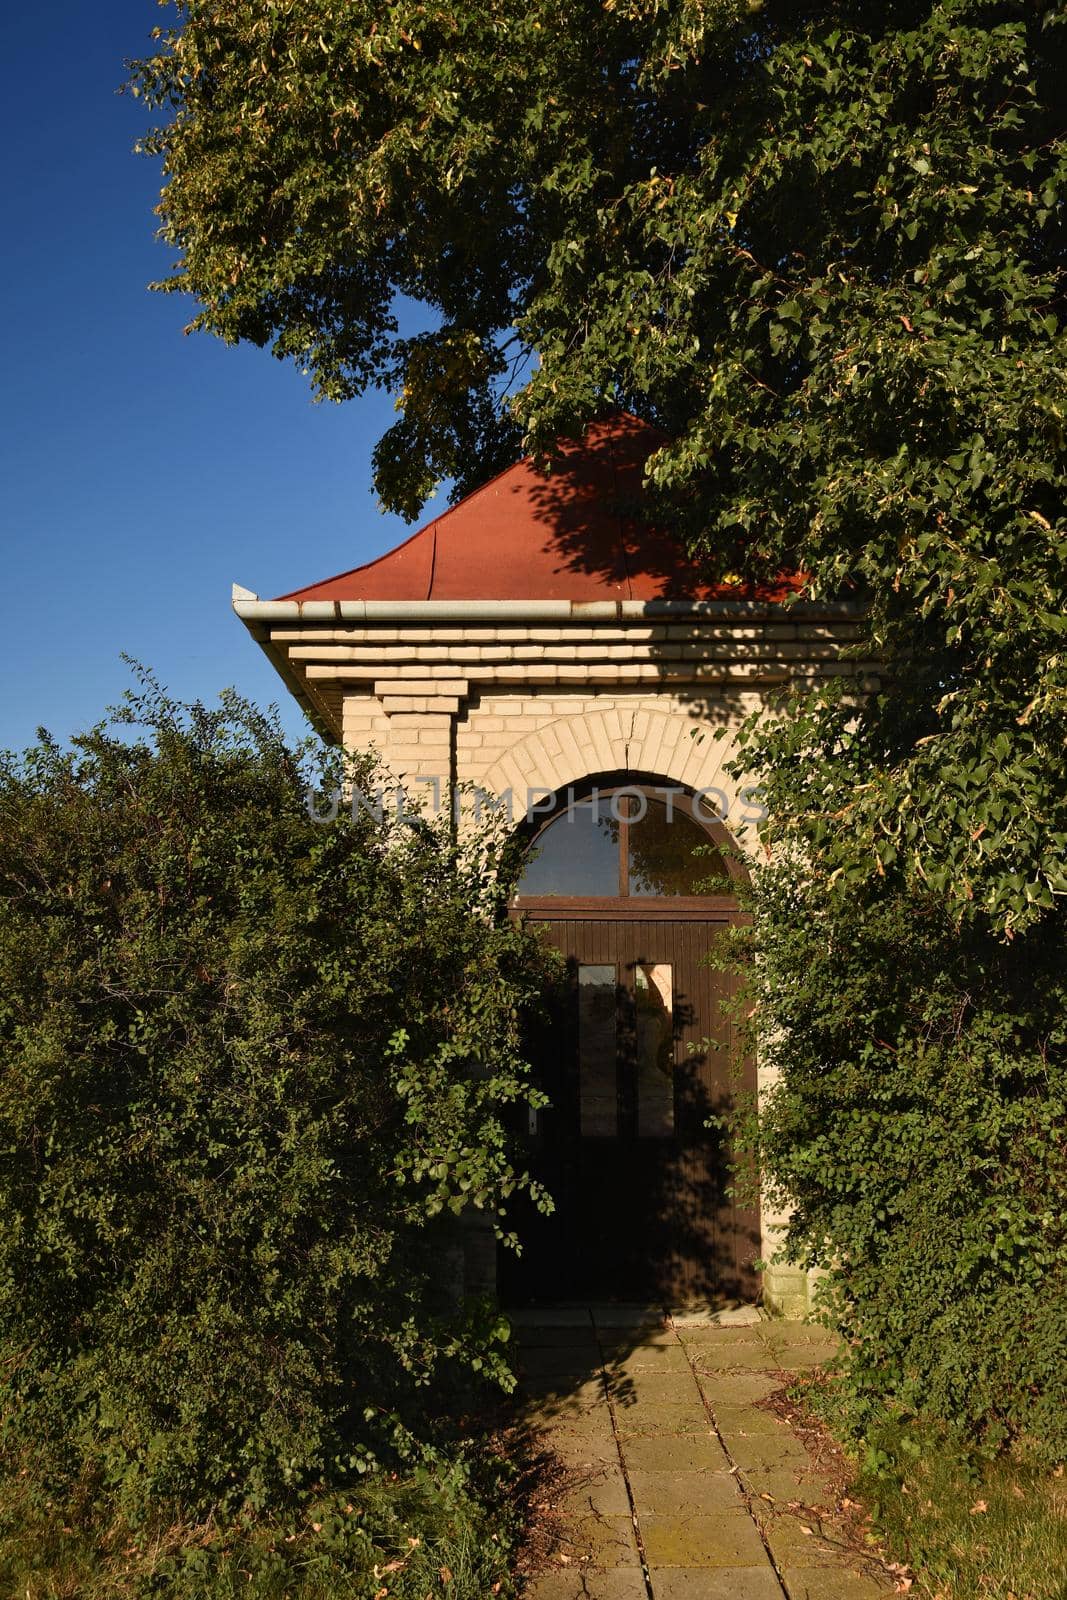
[131,0,1067,1456]
[724,862,1067,1461]
[0,681,548,1523]
[133,0,1065,923]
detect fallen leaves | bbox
[885,1558,915,1592]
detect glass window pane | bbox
[635,964,674,1138]
[628,798,728,896]
[516,798,621,897]
[578,964,618,1138]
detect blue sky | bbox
[0,1,446,753]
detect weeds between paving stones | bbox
[514,1314,900,1598]
[686,1351,903,1593]
[754,1373,916,1593]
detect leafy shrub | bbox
[0,1448,521,1599]
[730,863,1067,1462]
[0,679,549,1525]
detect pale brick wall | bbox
[456,692,762,853]
[340,695,391,750]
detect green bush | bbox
[730,865,1067,1462]
[0,678,549,1526]
[0,1451,521,1599]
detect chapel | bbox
[234,414,867,1312]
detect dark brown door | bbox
[501,913,760,1306]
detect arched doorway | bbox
[502,777,759,1306]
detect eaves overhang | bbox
[233,593,862,624]
[232,584,866,748]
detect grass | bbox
[0,1455,519,1600]
[820,1396,1067,1600]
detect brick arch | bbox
[480,705,759,859]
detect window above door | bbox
[514,781,745,920]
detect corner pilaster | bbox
[372,677,469,798]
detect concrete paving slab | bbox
[711,1419,797,1459]
[593,1307,670,1331]
[695,1372,783,1407]
[537,1408,614,1446]
[649,1569,783,1600]
[539,1402,615,1433]
[510,1307,596,1327]
[759,1324,840,1354]
[514,1323,600,1349]
[608,1372,703,1404]
[602,1344,691,1373]
[516,1311,877,1600]
[752,1505,852,1568]
[761,1319,838,1342]
[547,1426,621,1470]
[681,1340,782,1371]
[524,1373,608,1399]
[674,1325,767,1346]
[671,1305,764,1328]
[558,1512,642,1567]
[612,1401,714,1437]
[522,1406,606,1435]
[600,1329,681,1352]
[711,1405,791,1436]
[744,1467,836,1510]
[782,1566,890,1598]
[625,1469,744,1515]
[714,1423,812,1473]
[521,1402,611,1432]
[521,1377,608,1416]
[760,1343,840,1371]
[619,1434,732,1474]
[521,1347,606,1379]
[524,1568,648,1600]
[557,1467,632,1518]
[640,1510,769,1568]
[602,1376,640,1411]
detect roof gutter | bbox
[232,587,862,624]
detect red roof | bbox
[279,414,795,603]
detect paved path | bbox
[514,1307,888,1600]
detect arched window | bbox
[514,781,742,910]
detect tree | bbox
[0,680,549,1524]
[132,0,1065,918]
[131,2,1067,1454]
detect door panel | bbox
[501,916,760,1306]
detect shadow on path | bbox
[509,1305,891,1600]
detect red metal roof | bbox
[279,414,795,603]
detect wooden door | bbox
[501,912,760,1306]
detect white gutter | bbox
[231,587,862,624]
